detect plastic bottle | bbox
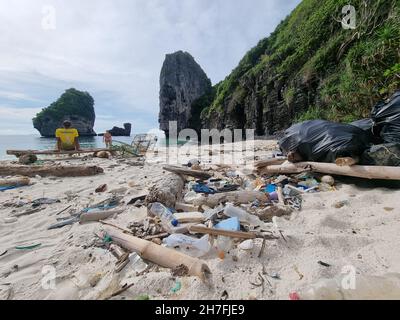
[215,236,233,259]
[293,273,400,300]
[128,253,148,274]
[148,202,179,228]
[224,203,264,226]
[163,234,211,257]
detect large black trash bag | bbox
[279,120,371,163]
[361,143,400,166]
[371,91,400,143]
[351,118,383,144]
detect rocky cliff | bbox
[159,51,212,137]
[33,88,96,137]
[193,0,399,135]
[102,123,131,136]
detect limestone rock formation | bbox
[101,123,131,136]
[159,51,211,137]
[33,88,96,137]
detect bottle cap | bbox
[171,219,179,227]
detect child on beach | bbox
[103,131,113,148]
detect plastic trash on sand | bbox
[163,234,211,257]
[224,203,264,227]
[215,217,240,231]
[148,202,179,227]
[129,252,148,274]
[291,273,400,300]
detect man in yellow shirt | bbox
[55,120,81,151]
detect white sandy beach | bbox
[1,140,400,300]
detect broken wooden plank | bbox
[6,148,112,157]
[189,225,257,239]
[192,191,269,207]
[260,162,400,180]
[0,165,104,177]
[163,165,212,180]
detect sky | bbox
[0,0,301,135]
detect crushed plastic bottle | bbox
[164,234,211,257]
[129,253,148,274]
[293,273,400,300]
[224,203,264,227]
[215,236,233,259]
[148,202,178,228]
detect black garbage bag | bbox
[279,120,371,163]
[361,143,400,166]
[350,118,382,144]
[371,91,400,143]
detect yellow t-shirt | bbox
[55,128,79,149]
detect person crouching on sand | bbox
[103,130,113,148]
[55,120,81,152]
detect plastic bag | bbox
[371,91,400,143]
[361,143,400,166]
[279,120,370,163]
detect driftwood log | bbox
[145,173,185,208]
[0,176,30,187]
[104,227,211,281]
[80,209,125,223]
[163,165,212,180]
[0,165,104,177]
[7,148,111,157]
[255,158,287,169]
[192,191,269,207]
[259,162,400,180]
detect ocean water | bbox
[0,135,138,160]
[0,135,188,160]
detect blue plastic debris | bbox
[214,217,240,231]
[265,184,277,193]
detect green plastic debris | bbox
[15,243,41,250]
[136,294,150,300]
[171,281,182,293]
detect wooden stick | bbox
[193,191,269,207]
[0,176,30,187]
[175,202,201,212]
[260,162,400,180]
[104,227,211,281]
[56,205,72,216]
[104,283,134,300]
[255,158,287,169]
[0,165,104,177]
[80,209,124,223]
[99,221,134,235]
[189,225,257,239]
[13,207,44,217]
[144,233,169,240]
[277,186,285,205]
[7,148,111,157]
[163,165,212,180]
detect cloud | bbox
[0,0,301,135]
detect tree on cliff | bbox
[33,88,96,137]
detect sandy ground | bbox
[1,140,400,300]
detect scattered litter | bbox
[171,281,182,293]
[15,243,41,250]
[95,184,107,193]
[318,261,331,267]
[238,239,254,251]
[32,198,60,208]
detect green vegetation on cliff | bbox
[200,0,399,128]
[33,88,95,127]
